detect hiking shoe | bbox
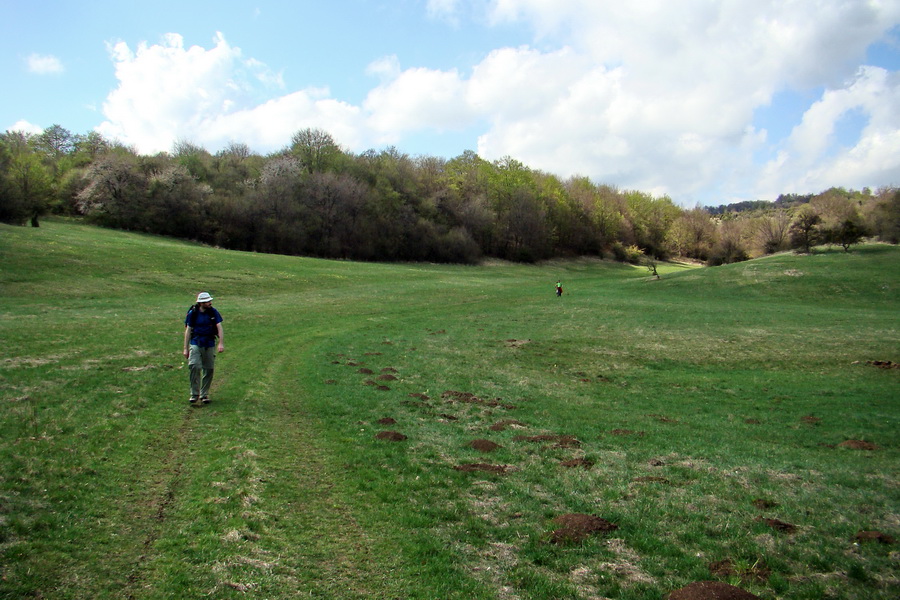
[189,396,199,404]
[201,396,210,404]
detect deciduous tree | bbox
[789,205,821,254]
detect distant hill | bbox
[705,193,815,215]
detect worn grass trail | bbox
[1,220,898,599]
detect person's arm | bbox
[183,325,191,359]
[216,322,225,353]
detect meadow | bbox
[0,220,897,599]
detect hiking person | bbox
[556,280,563,297]
[183,292,224,405]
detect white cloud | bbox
[7,120,44,135]
[94,2,900,202]
[365,55,402,81]
[758,66,900,195]
[26,53,64,74]
[97,32,305,153]
[427,0,464,26]
[363,65,474,142]
[469,0,900,201]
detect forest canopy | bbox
[2,125,897,265]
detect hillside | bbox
[1,220,898,599]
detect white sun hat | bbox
[197,292,214,302]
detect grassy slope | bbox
[0,220,897,599]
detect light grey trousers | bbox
[188,345,216,398]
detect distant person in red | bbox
[183,292,224,405]
[556,280,563,297]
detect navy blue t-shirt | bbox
[185,307,223,348]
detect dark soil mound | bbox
[854,530,895,544]
[375,431,407,441]
[867,360,899,369]
[752,498,778,510]
[381,367,398,373]
[469,439,502,453]
[759,517,796,533]
[357,368,373,374]
[561,458,594,469]
[838,439,879,450]
[549,513,617,544]
[377,374,398,381]
[409,392,430,400]
[377,417,397,425]
[453,463,509,474]
[667,581,760,600]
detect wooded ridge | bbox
[2,125,897,264]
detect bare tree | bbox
[754,209,792,254]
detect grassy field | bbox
[1,219,897,599]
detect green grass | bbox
[1,219,898,599]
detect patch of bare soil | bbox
[469,439,502,453]
[708,559,770,583]
[489,419,526,431]
[375,431,407,441]
[381,367,398,373]
[758,517,796,533]
[752,498,778,510]
[560,458,594,469]
[453,463,511,474]
[549,513,618,544]
[377,417,397,425]
[513,434,580,448]
[838,439,879,450]
[867,360,899,369]
[854,530,895,544]
[357,368,374,374]
[439,413,459,421]
[377,374,398,381]
[667,581,760,600]
[442,390,516,410]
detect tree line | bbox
[2,125,898,265]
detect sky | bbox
[3,0,899,206]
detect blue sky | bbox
[3,0,899,206]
